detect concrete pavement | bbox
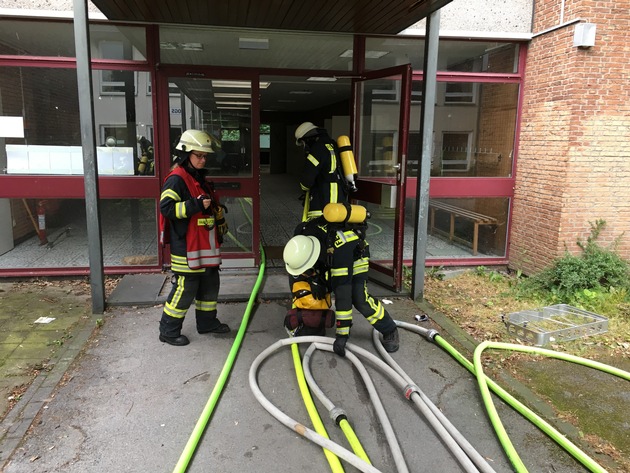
[0,271,597,472]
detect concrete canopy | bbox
[89,0,452,34]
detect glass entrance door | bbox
[353,65,412,291]
[157,72,260,268]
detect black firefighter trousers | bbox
[159,267,221,337]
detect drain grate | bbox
[502,304,608,346]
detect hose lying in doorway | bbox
[249,335,497,473]
[405,321,627,473]
[172,246,266,473]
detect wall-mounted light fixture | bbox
[573,23,596,48]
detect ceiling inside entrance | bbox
[91,0,452,35]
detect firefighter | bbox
[294,122,349,221]
[283,218,400,356]
[158,129,230,346]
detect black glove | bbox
[197,195,212,215]
[333,336,348,357]
[310,278,327,300]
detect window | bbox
[99,41,137,95]
[440,132,473,173]
[444,82,477,104]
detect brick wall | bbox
[510,0,630,274]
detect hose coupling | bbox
[330,407,347,425]
[403,384,421,400]
[426,329,439,341]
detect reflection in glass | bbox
[167,78,252,177]
[95,70,155,175]
[406,82,519,178]
[364,36,425,71]
[0,67,154,176]
[0,199,158,268]
[355,198,395,268]
[358,77,402,179]
[90,26,147,61]
[362,38,519,74]
[219,197,253,253]
[159,26,353,70]
[0,20,146,60]
[0,19,75,56]
[404,197,509,260]
[439,41,519,73]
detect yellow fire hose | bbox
[291,343,345,472]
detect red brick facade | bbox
[510,0,630,274]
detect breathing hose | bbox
[291,343,345,472]
[405,321,624,473]
[172,245,266,473]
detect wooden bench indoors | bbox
[428,200,498,255]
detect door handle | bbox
[392,163,401,171]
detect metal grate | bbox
[502,304,608,346]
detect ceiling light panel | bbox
[239,38,269,50]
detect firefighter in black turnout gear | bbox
[158,129,230,346]
[295,122,349,221]
[283,205,400,356]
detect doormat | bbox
[107,274,168,307]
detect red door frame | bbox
[351,64,412,292]
[154,65,262,267]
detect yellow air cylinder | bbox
[336,135,358,192]
[323,203,369,224]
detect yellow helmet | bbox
[295,122,319,145]
[283,235,321,276]
[175,129,215,154]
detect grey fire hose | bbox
[249,334,497,473]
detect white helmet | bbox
[175,129,215,154]
[295,122,319,145]
[283,235,321,276]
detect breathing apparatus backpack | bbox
[323,203,370,267]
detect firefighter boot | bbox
[382,327,399,353]
[159,334,190,346]
[197,312,230,334]
[159,313,190,346]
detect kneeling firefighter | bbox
[158,129,230,346]
[283,236,335,337]
[283,203,399,356]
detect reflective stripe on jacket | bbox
[161,167,221,272]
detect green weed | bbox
[514,220,630,311]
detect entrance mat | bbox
[107,274,168,307]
